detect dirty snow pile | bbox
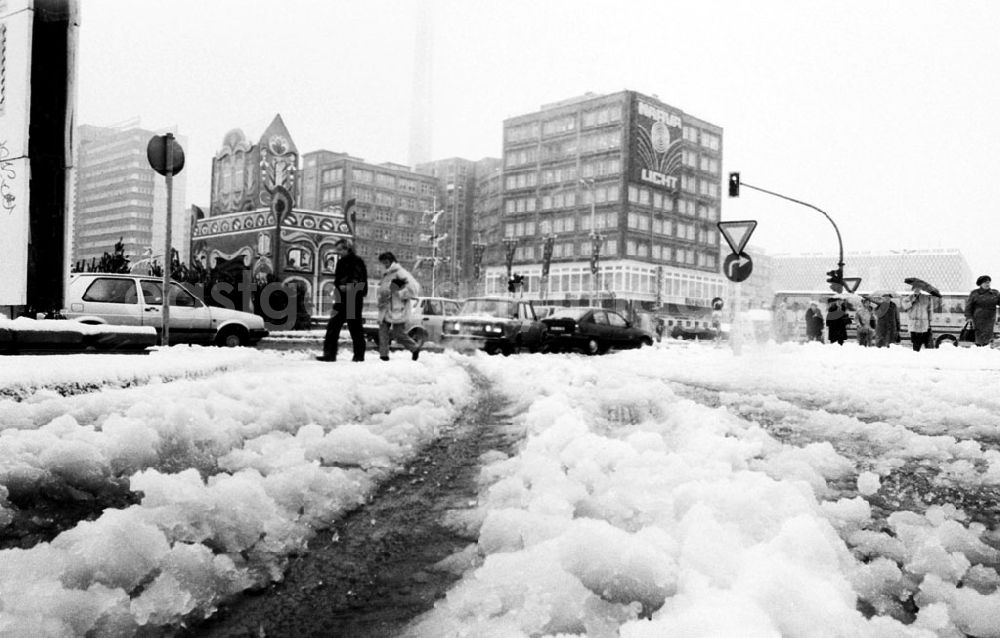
[0,349,473,636]
[404,342,1000,638]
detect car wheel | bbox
[215,326,247,347]
[640,337,653,348]
[485,343,501,356]
[583,338,601,355]
[408,328,427,349]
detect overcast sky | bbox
[76,0,1000,280]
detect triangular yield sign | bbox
[842,277,862,293]
[717,220,757,255]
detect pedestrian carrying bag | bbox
[959,321,976,343]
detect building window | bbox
[321,167,343,183]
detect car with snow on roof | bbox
[439,296,547,355]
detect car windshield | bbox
[461,299,514,318]
[548,308,589,320]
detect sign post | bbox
[717,221,757,355]
[146,133,185,346]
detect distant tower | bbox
[408,1,433,167]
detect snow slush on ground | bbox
[1,340,1000,637]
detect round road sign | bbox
[146,135,185,176]
[723,252,753,283]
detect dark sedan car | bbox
[541,307,653,354]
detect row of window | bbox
[484,266,724,300]
[78,210,152,226]
[318,166,434,196]
[626,186,719,219]
[504,241,716,267]
[355,225,419,244]
[681,126,721,151]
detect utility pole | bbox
[580,178,601,306]
[422,196,444,296]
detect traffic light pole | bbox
[738,181,844,273]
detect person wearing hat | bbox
[874,292,900,348]
[965,276,1000,347]
[804,300,825,342]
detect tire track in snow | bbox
[181,368,525,638]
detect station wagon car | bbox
[62,273,268,346]
[439,296,547,355]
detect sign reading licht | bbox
[0,0,33,306]
[630,97,683,192]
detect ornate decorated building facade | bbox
[191,115,353,317]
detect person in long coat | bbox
[319,238,368,362]
[804,301,824,342]
[825,298,850,345]
[965,275,1000,347]
[855,298,875,347]
[375,251,422,361]
[874,293,900,348]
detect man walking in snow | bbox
[318,238,368,362]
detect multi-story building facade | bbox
[299,150,440,289]
[72,122,189,267]
[490,90,727,310]
[472,157,503,295]
[415,157,478,297]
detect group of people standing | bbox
[316,238,422,363]
[800,294,912,349]
[789,274,1000,350]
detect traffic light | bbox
[507,273,524,293]
[826,268,844,293]
[728,172,740,197]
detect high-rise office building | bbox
[299,150,439,287]
[493,90,727,309]
[72,122,188,267]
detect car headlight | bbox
[484,324,503,334]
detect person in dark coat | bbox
[805,301,825,342]
[825,298,850,345]
[318,238,368,362]
[965,275,1000,347]
[874,293,900,348]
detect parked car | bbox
[360,296,463,348]
[440,296,547,355]
[541,307,653,354]
[62,273,269,346]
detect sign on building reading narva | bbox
[630,98,683,193]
